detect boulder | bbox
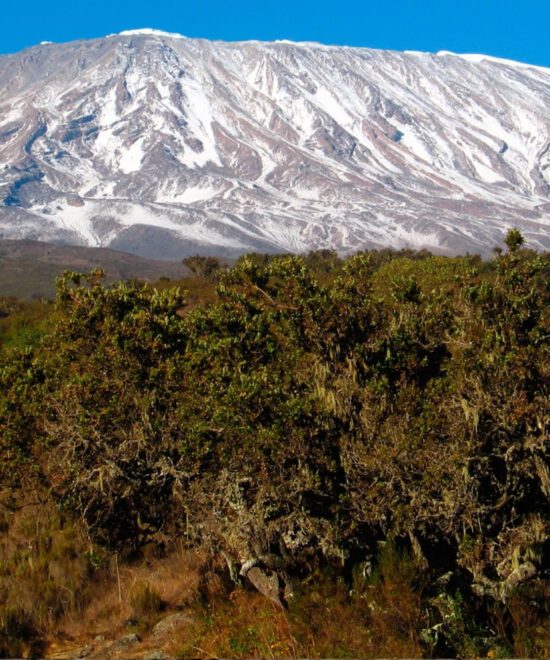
[152,612,193,637]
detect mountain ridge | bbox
[8,30,550,70]
[1,32,549,257]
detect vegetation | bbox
[0,232,548,657]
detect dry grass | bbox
[1,505,547,660]
[176,589,297,659]
[0,492,92,657]
[502,584,550,659]
[0,491,207,654]
[165,549,426,659]
[59,547,207,640]
[42,542,428,659]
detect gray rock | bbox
[152,612,193,637]
[112,633,140,649]
[145,650,173,660]
[245,566,285,609]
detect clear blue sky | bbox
[2,0,549,67]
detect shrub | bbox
[0,243,547,654]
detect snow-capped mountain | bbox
[1,30,549,257]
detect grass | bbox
[0,510,548,659]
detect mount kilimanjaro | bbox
[1,29,549,258]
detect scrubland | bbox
[0,233,548,658]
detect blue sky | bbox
[2,0,549,67]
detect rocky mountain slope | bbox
[1,30,549,257]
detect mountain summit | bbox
[1,32,549,257]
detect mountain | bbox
[1,30,549,258]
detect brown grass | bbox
[41,542,428,659]
[2,505,547,660]
[59,547,207,640]
[0,509,429,660]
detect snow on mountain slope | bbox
[0,32,549,258]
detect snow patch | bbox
[400,132,433,163]
[38,199,99,246]
[180,77,221,167]
[119,137,146,174]
[436,51,550,74]
[117,28,187,39]
[472,161,504,184]
[313,87,354,127]
[156,184,221,204]
[1,106,23,123]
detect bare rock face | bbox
[1,31,549,258]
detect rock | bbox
[112,633,140,649]
[245,566,285,609]
[152,612,193,637]
[145,650,173,660]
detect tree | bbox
[504,228,524,253]
[182,255,223,280]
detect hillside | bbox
[1,32,550,257]
[0,240,187,297]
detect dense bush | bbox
[0,239,548,655]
